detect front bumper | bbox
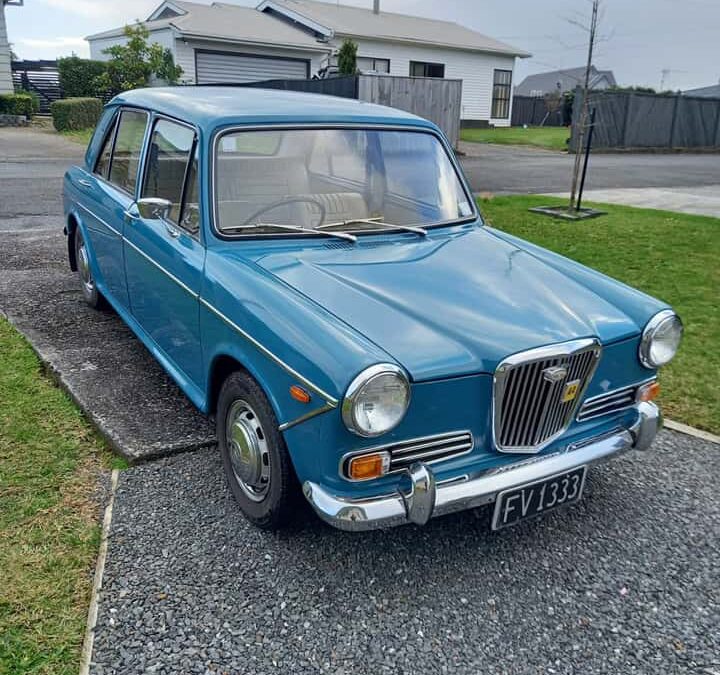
[303,402,661,531]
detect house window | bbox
[356,56,390,73]
[410,61,445,78]
[492,69,513,119]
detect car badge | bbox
[562,379,582,403]
[542,366,568,383]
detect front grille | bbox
[494,339,601,453]
[342,431,473,479]
[577,384,641,421]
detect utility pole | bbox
[568,0,600,212]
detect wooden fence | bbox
[11,60,61,113]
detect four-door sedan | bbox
[63,87,682,531]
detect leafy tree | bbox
[337,39,358,76]
[93,23,183,97]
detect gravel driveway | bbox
[91,431,720,675]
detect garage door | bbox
[196,51,309,84]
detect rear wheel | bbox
[74,227,104,309]
[217,371,300,529]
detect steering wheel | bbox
[240,197,327,227]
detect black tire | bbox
[217,370,301,529]
[74,226,105,310]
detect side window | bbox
[94,114,117,179]
[109,109,149,194]
[142,119,197,228]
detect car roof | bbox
[110,86,437,134]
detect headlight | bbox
[342,364,410,437]
[639,310,683,368]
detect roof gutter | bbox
[177,31,333,53]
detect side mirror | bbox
[136,197,172,221]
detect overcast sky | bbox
[5,0,719,91]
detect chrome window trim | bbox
[493,338,602,454]
[209,123,480,241]
[341,363,410,437]
[339,430,474,482]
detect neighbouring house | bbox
[86,0,530,126]
[683,82,720,98]
[0,0,22,94]
[515,65,616,97]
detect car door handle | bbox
[78,179,93,188]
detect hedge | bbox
[51,97,103,131]
[0,93,35,118]
[58,56,108,98]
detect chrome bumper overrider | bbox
[303,402,662,531]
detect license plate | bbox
[491,466,587,531]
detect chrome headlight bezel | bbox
[639,309,683,369]
[342,364,411,438]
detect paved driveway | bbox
[459,142,720,195]
[1,127,718,674]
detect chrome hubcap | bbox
[76,234,94,295]
[226,400,270,502]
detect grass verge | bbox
[479,195,719,434]
[60,128,93,146]
[461,126,569,151]
[0,318,109,674]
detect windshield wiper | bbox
[224,222,357,243]
[317,217,428,237]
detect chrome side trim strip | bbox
[278,402,336,431]
[124,237,200,299]
[199,298,339,407]
[76,202,121,237]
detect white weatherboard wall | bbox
[90,28,175,61]
[0,3,12,95]
[341,38,517,124]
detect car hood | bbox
[250,227,643,381]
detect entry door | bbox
[124,117,205,391]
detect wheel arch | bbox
[66,212,80,272]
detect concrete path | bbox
[89,431,720,674]
[543,185,720,219]
[458,142,720,195]
[0,127,215,460]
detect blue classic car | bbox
[63,87,682,531]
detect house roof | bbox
[261,0,530,57]
[683,84,720,98]
[108,86,434,131]
[515,66,617,96]
[87,1,329,52]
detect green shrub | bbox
[50,97,103,131]
[0,93,35,118]
[15,89,41,115]
[58,56,108,98]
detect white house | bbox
[0,0,23,94]
[87,0,530,126]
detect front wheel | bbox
[74,227,104,309]
[217,371,301,529]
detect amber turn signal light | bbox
[637,380,660,402]
[289,385,311,404]
[347,452,391,481]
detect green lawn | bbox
[461,126,570,151]
[60,128,93,145]
[479,195,719,434]
[0,319,114,674]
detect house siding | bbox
[0,3,13,95]
[89,28,176,61]
[336,37,517,124]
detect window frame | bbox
[140,114,200,236]
[93,110,120,180]
[357,56,390,73]
[492,69,513,120]
[409,61,445,78]
[210,123,480,241]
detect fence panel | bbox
[11,60,61,113]
[240,76,358,99]
[511,96,564,127]
[571,88,720,151]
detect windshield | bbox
[214,128,474,236]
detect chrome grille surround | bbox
[577,379,654,422]
[341,431,473,481]
[493,338,602,454]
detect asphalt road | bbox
[1,127,719,674]
[458,143,720,194]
